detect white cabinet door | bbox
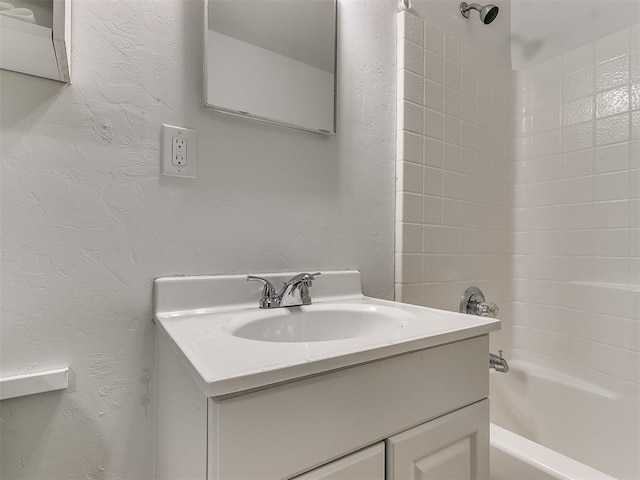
[386,400,489,480]
[293,443,385,480]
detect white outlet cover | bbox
[162,124,196,178]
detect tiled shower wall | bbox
[511,24,640,384]
[395,11,515,312]
[395,11,639,385]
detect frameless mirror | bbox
[204,0,336,134]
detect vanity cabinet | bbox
[295,401,488,480]
[156,331,491,480]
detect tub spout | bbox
[490,350,509,373]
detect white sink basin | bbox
[229,304,411,342]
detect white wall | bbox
[511,0,640,70]
[0,0,397,477]
[395,11,515,312]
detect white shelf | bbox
[0,0,70,82]
[0,367,69,400]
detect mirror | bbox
[204,0,336,134]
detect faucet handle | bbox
[285,272,321,286]
[298,272,321,288]
[247,275,276,297]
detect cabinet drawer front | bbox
[293,443,384,480]
[208,336,489,480]
[386,399,489,480]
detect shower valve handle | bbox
[477,302,499,318]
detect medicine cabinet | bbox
[0,0,70,82]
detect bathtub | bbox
[489,357,640,480]
[491,424,615,480]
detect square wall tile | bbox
[631,51,640,82]
[424,137,443,167]
[460,95,478,124]
[424,107,444,139]
[596,56,629,91]
[422,284,442,308]
[629,169,639,198]
[423,225,443,252]
[397,161,424,194]
[397,191,424,224]
[563,97,594,127]
[423,255,442,282]
[595,113,630,146]
[534,105,562,132]
[563,121,594,152]
[594,171,629,201]
[395,253,423,284]
[596,86,630,119]
[423,195,443,225]
[444,88,461,117]
[443,143,461,172]
[461,71,478,100]
[400,100,424,134]
[562,149,594,178]
[443,171,461,199]
[424,79,444,111]
[443,198,461,226]
[563,68,595,102]
[462,43,479,73]
[425,49,443,83]
[633,110,640,140]
[632,82,640,110]
[594,200,629,229]
[594,142,629,173]
[396,222,423,254]
[400,41,425,76]
[460,122,478,150]
[443,115,461,144]
[395,284,422,305]
[425,22,443,54]
[423,166,443,196]
[444,33,462,65]
[398,130,424,164]
[442,227,461,254]
[401,70,425,106]
[444,60,462,92]
[593,228,630,257]
[399,11,424,47]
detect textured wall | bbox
[395,11,515,313]
[0,1,396,477]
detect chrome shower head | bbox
[460,2,499,24]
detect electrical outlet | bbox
[172,137,187,166]
[162,125,196,178]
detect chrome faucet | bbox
[247,272,321,308]
[489,350,509,373]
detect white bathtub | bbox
[489,357,640,479]
[491,424,615,480]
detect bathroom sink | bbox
[153,270,501,396]
[228,304,411,342]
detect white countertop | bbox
[153,271,501,397]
